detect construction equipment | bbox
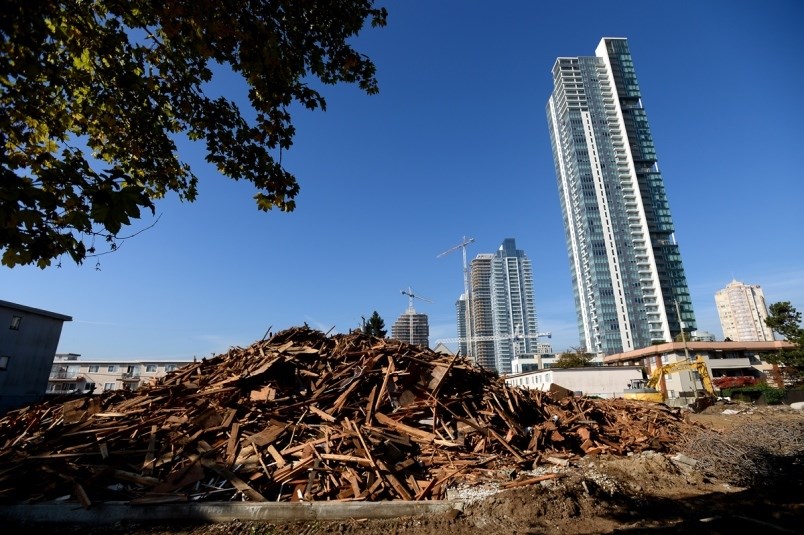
[401,287,432,310]
[437,237,475,355]
[624,356,717,411]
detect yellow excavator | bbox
[624,356,717,411]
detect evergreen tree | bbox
[765,301,804,368]
[362,311,386,338]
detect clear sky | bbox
[3,0,803,360]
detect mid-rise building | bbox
[0,300,72,413]
[47,353,193,394]
[546,37,696,355]
[715,280,775,342]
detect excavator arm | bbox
[645,357,716,396]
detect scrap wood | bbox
[200,458,267,502]
[0,326,703,505]
[501,472,560,489]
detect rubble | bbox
[0,327,698,506]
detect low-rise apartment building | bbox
[48,353,193,394]
[505,366,644,399]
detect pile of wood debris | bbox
[0,327,693,505]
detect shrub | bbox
[725,384,786,405]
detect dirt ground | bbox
[17,403,804,535]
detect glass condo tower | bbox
[546,38,695,355]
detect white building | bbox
[505,366,644,399]
[47,353,193,394]
[546,38,696,355]
[715,280,775,342]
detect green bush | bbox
[725,384,786,405]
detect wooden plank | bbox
[487,428,525,463]
[319,453,373,466]
[374,413,437,443]
[364,385,378,426]
[266,444,287,468]
[226,422,241,467]
[376,459,413,500]
[501,473,560,489]
[330,379,362,415]
[73,483,92,509]
[273,457,314,484]
[200,458,267,502]
[142,425,158,475]
[245,421,288,447]
[220,408,238,429]
[110,470,161,487]
[309,404,336,422]
[250,386,276,402]
[374,357,396,413]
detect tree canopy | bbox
[765,301,804,368]
[361,311,386,338]
[1,0,386,267]
[553,348,595,369]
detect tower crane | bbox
[401,286,432,311]
[437,236,475,355]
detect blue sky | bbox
[3,0,803,360]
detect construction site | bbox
[0,327,802,534]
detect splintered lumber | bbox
[0,326,699,506]
[374,413,438,443]
[200,459,267,502]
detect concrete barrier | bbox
[0,500,464,524]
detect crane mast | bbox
[437,236,475,359]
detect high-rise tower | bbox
[546,38,695,355]
[465,239,539,373]
[490,239,539,374]
[468,254,495,370]
[715,280,774,342]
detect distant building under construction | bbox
[391,309,430,348]
[460,239,540,374]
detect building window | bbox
[9,316,22,330]
[165,364,176,372]
[85,383,96,392]
[88,365,99,373]
[103,383,115,391]
[0,355,9,370]
[145,364,157,373]
[107,365,117,373]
